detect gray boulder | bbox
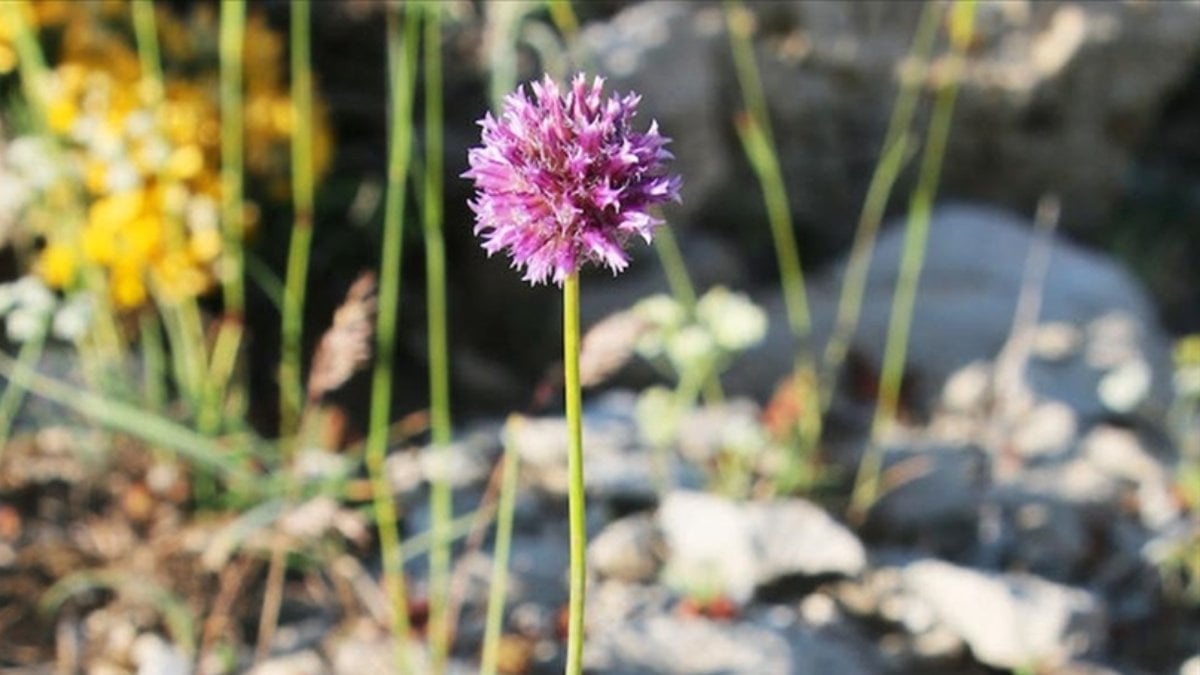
[580,1,1200,246]
[730,204,1173,425]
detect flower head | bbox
[464,73,681,286]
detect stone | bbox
[1080,426,1179,529]
[942,361,993,414]
[584,598,884,675]
[728,204,1174,425]
[506,395,653,500]
[980,490,1092,581]
[1011,400,1078,460]
[901,559,1106,670]
[248,650,325,675]
[865,444,988,555]
[658,491,865,604]
[131,634,191,675]
[580,1,1200,249]
[588,513,662,583]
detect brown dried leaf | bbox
[579,309,650,388]
[306,272,378,402]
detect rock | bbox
[416,434,495,488]
[658,491,865,603]
[941,361,993,414]
[508,391,703,503]
[131,634,191,675]
[901,559,1106,670]
[248,650,325,675]
[742,499,866,581]
[588,513,662,583]
[730,204,1174,423]
[979,491,1092,581]
[584,594,884,675]
[865,444,988,555]
[1011,400,1078,460]
[1080,425,1179,529]
[327,619,477,675]
[580,2,1200,249]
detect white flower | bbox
[52,294,93,341]
[697,286,767,352]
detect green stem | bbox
[367,7,420,672]
[204,0,248,441]
[280,0,315,438]
[652,229,724,404]
[545,0,580,41]
[726,0,822,492]
[200,318,242,434]
[218,0,246,318]
[421,4,454,673]
[651,226,696,311]
[563,273,586,675]
[480,418,522,675]
[820,1,941,411]
[850,0,976,520]
[5,1,50,133]
[132,0,164,104]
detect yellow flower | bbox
[150,251,207,304]
[189,227,221,263]
[83,159,108,195]
[110,264,146,309]
[124,213,165,263]
[0,44,16,75]
[38,243,77,288]
[165,144,204,180]
[47,97,78,134]
[82,223,117,265]
[89,190,143,231]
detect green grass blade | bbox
[0,350,254,483]
[280,0,316,437]
[850,0,978,520]
[820,1,942,410]
[367,6,421,672]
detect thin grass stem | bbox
[218,0,246,318]
[480,418,522,675]
[850,0,977,520]
[420,3,454,672]
[0,350,254,483]
[131,0,164,104]
[203,0,248,441]
[280,0,316,438]
[366,7,420,672]
[725,0,822,491]
[820,1,942,410]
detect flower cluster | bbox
[464,74,681,286]
[1,2,332,312]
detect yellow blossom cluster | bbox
[6,1,332,311]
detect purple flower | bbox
[463,74,682,286]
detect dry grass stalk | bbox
[306,272,378,403]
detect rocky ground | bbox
[3,204,1196,674]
